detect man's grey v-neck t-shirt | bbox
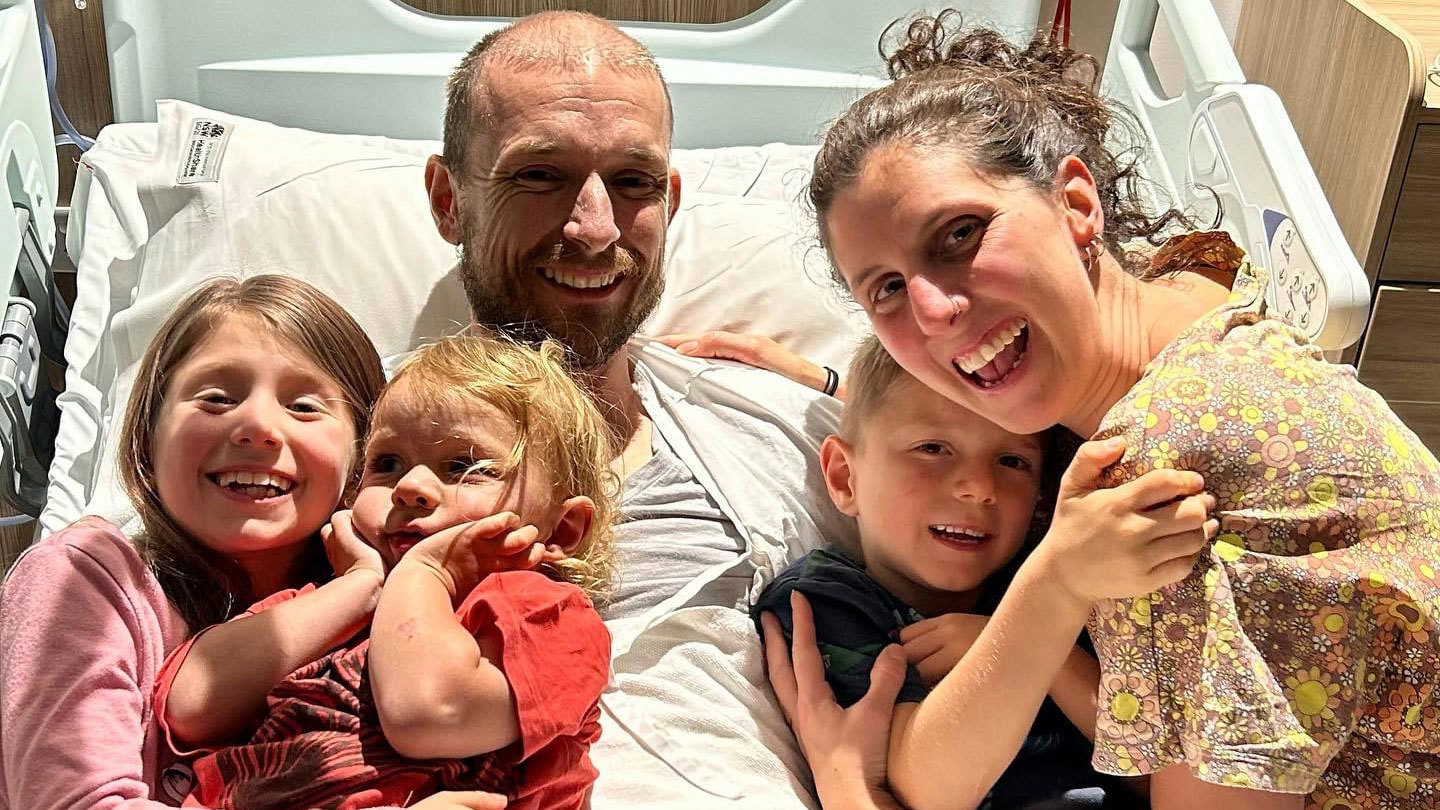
[601,427,749,621]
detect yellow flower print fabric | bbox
[1090,232,1440,808]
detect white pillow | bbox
[44,101,866,534]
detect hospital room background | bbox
[0,0,1437,570]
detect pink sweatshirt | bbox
[0,519,442,810]
[0,517,190,809]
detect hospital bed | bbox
[2,0,1369,689]
[0,0,1377,804]
[1,0,1375,571]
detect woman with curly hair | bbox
[764,10,1439,810]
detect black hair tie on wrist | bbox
[821,366,840,397]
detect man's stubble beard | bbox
[458,218,666,370]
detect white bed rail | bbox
[1102,0,1370,351]
[0,0,65,521]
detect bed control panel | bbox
[1103,0,1371,351]
[1188,89,1368,350]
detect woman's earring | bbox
[1083,235,1105,271]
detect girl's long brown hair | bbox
[117,275,385,630]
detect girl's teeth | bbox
[216,471,293,491]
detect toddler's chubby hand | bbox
[322,510,385,581]
[409,790,508,810]
[1037,437,1218,608]
[396,511,546,598]
[899,613,988,686]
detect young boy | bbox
[756,336,1214,810]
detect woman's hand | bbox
[762,591,907,810]
[899,613,988,687]
[399,512,546,599]
[408,790,508,809]
[1037,438,1218,608]
[322,510,385,580]
[656,332,840,397]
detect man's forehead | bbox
[477,61,669,142]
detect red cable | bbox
[1050,0,1072,47]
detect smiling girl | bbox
[0,276,500,810]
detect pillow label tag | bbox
[176,119,232,184]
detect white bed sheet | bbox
[43,101,863,537]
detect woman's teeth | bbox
[542,267,622,289]
[955,319,1028,374]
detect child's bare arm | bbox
[369,513,545,760]
[1048,645,1100,741]
[886,439,1217,810]
[370,562,518,759]
[164,512,382,748]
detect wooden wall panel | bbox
[1235,0,1423,281]
[46,0,113,205]
[1357,285,1440,455]
[404,0,770,24]
[1358,285,1440,403]
[1381,124,1440,284]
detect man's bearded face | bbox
[458,215,666,368]
[452,63,676,368]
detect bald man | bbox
[422,12,855,810]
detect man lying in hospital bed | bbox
[31,10,866,810]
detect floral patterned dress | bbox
[1089,232,1440,809]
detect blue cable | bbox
[33,0,95,151]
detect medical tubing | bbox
[33,0,95,151]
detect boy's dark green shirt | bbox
[754,549,1135,810]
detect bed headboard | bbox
[101,0,1043,148]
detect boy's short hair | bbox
[840,334,913,441]
[381,331,619,600]
[838,334,1080,559]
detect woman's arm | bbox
[654,333,845,398]
[0,539,209,809]
[900,614,1099,740]
[1152,764,1302,810]
[887,439,1217,810]
[1048,645,1100,741]
[163,512,383,748]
